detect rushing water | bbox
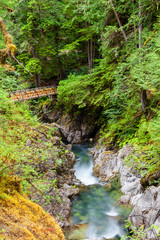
[70,144,126,240]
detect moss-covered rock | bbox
[140,170,160,189]
[0,177,65,240]
[1,118,79,229]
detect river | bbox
[69,143,127,240]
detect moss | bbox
[0,177,65,240]
[0,17,17,64]
[66,223,87,240]
[93,163,100,175]
[7,44,17,57]
[140,170,160,189]
[108,175,122,200]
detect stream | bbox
[69,143,126,240]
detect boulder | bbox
[129,186,160,239]
[62,183,79,198]
[23,123,80,229]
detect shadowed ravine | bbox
[70,144,126,240]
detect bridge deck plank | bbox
[10,86,57,101]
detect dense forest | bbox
[0,0,160,239]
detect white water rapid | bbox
[71,144,125,240]
[73,145,98,185]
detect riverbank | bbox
[91,143,160,239]
[19,123,80,229]
[35,107,160,239]
[0,107,80,237]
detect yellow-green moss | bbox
[140,170,160,189]
[0,17,17,64]
[66,223,87,240]
[0,177,65,240]
[93,164,100,175]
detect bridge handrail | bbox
[10,85,57,94]
[10,85,57,101]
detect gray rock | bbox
[84,238,103,240]
[41,108,98,143]
[72,130,82,143]
[25,139,31,146]
[118,194,131,204]
[129,186,160,233]
[62,183,79,197]
[91,143,160,239]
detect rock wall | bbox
[40,104,99,144]
[23,123,80,229]
[91,144,160,239]
[57,113,96,144]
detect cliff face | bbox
[39,101,100,144]
[0,176,65,240]
[22,123,79,228]
[91,144,160,239]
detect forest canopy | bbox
[0,0,160,174]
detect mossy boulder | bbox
[0,177,65,240]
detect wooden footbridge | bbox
[10,85,57,101]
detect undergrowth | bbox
[0,72,67,206]
[101,108,160,177]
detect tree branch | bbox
[12,56,33,76]
[110,0,128,42]
[0,5,13,12]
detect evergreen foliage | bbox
[57,0,160,177]
[0,0,159,177]
[0,0,159,174]
[0,1,160,237]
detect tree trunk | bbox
[33,49,41,87]
[110,0,127,42]
[58,59,65,79]
[55,28,64,80]
[138,0,147,113]
[87,39,94,73]
[0,17,17,64]
[35,73,41,88]
[90,38,93,69]
[140,89,147,113]
[132,0,137,48]
[138,0,142,49]
[93,40,95,65]
[87,40,91,73]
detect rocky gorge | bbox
[47,109,160,240]
[37,103,160,239]
[23,123,80,229]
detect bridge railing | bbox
[10,85,57,101]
